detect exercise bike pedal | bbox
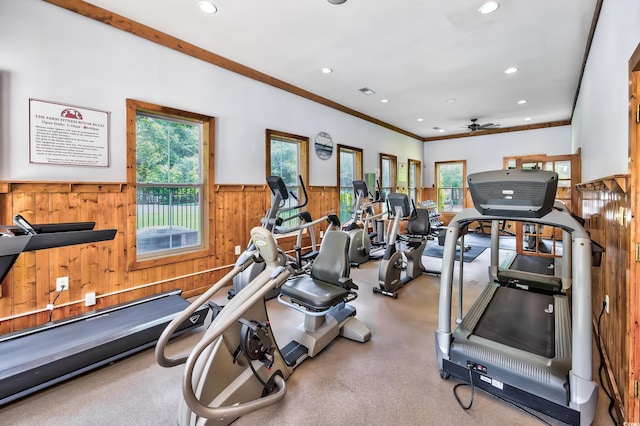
[373,287,398,299]
[281,340,309,367]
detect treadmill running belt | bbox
[510,254,554,276]
[474,286,555,358]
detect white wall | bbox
[422,125,572,187]
[572,0,640,181]
[0,0,422,186]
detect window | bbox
[504,153,580,212]
[126,99,214,269]
[408,159,421,204]
[337,145,363,222]
[379,153,397,201]
[435,160,466,213]
[266,130,309,218]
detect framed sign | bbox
[397,161,408,184]
[29,98,110,167]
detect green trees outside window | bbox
[135,113,203,255]
[436,161,465,212]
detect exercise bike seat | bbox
[281,279,348,310]
[281,231,352,311]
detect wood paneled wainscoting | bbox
[577,176,630,424]
[0,182,339,335]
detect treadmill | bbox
[434,169,598,425]
[0,216,208,406]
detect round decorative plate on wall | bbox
[314,132,333,160]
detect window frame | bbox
[125,99,215,271]
[379,153,397,200]
[408,158,422,204]
[265,129,309,197]
[435,160,466,213]
[337,144,363,223]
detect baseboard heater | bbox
[0,289,209,406]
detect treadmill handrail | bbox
[0,226,117,287]
[446,208,591,240]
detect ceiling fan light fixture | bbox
[327,0,347,4]
[479,1,500,15]
[197,1,217,14]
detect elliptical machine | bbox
[342,180,385,266]
[374,192,439,298]
[155,180,370,426]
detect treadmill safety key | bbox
[467,361,487,374]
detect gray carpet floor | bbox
[0,250,615,425]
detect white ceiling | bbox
[82,0,598,139]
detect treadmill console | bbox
[467,169,558,218]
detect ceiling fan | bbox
[467,118,500,132]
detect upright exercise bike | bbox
[375,193,439,298]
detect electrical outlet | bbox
[605,295,610,314]
[85,292,96,307]
[56,276,69,292]
[234,245,241,255]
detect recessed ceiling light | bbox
[321,67,333,74]
[197,1,217,14]
[359,87,375,95]
[517,99,527,104]
[417,118,424,122]
[524,117,532,121]
[479,1,500,15]
[439,129,445,133]
[447,98,457,103]
[504,67,519,74]
[380,99,389,103]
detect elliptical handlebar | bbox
[155,254,256,367]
